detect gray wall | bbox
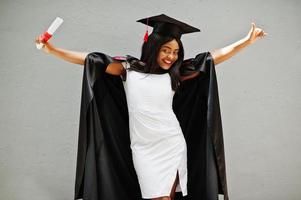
[0,0,300,199]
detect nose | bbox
[167,53,174,60]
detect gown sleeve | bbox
[180,51,212,77]
[173,51,229,200]
[74,52,141,200]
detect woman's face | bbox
[157,39,179,70]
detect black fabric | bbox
[137,14,200,39]
[74,52,229,200]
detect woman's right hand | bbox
[34,36,88,66]
[35,35,52,54]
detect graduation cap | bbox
[137,14,200,42]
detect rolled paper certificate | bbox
[36,17,64,49]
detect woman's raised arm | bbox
[210,23,267,65]
[35,35,88,66]
[35,36,125,76]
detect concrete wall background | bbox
[0,0,300,199]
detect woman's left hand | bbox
[246,23,267,45]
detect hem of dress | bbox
[174,145,187,196]
[142,191,188,199]
[142,148,188,199]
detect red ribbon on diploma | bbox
[41,32,52,43]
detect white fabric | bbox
[122,68,188,198]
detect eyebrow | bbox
[162,45,179,51]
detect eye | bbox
[162,49,169,53]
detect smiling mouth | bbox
[163,60,172,65]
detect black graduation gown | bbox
[74,52,229,200]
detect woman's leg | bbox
[152,197,170,200]
[169,171,179,200]
[151,171,179,200]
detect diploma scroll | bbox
[36,17,64,49]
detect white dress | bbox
[122,63,188,198]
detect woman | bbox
[35,14,266,200]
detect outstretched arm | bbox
[35,36,124,75]
[35,35,88,65]
[211,23,267,65]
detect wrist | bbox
[45,42,54,54]
[243,36,252,46]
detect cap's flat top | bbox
[137,14,200,34]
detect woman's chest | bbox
[123,71,174,108]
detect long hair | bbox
[129,32,184,91]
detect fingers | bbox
[35,35,44,44]
[35,36,40,44]
[251,22,256,32]
[251,22,268,39]
[257,29,268,39]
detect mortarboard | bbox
[137,14,200,42]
